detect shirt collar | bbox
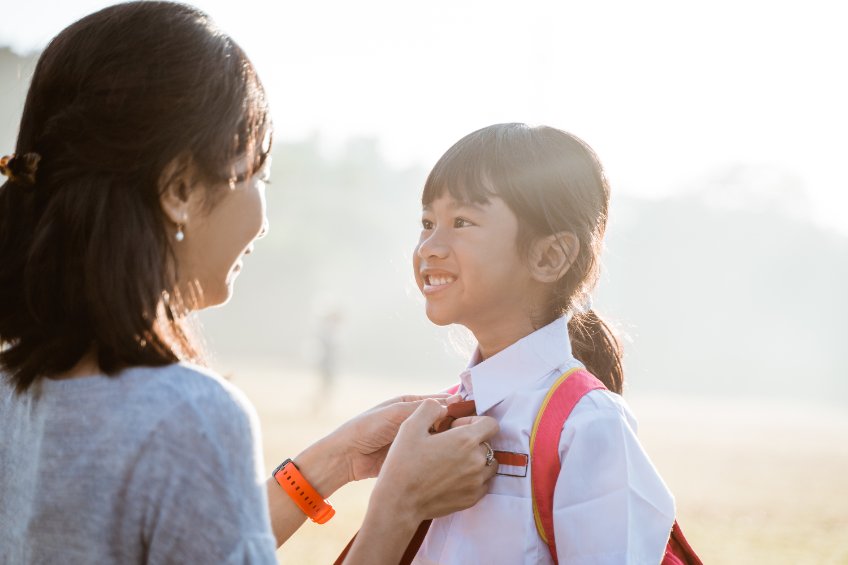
[459,316,575,414]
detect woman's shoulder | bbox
[3,362,246,410]
[107,363,262,471]
[121,362,257,424]
[123,362,262,458]
[16,362,260,442]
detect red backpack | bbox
[530,367,701,565]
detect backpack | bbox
[335,369,701,564]
[530,367,702,565]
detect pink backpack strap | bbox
[529,368,605,564]
[530,368,702,565]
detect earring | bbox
[175,213,187,242]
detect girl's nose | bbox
[417,228,450,259]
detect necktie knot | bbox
[431,399,477,433]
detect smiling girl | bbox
[411,123,678,564]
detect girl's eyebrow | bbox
[422,200,488,212]
[451,201,487,212]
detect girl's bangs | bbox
[421,134,499,206]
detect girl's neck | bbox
[469,316,539,361]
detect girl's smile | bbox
[420,269,458,294]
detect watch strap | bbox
[273,458,335,524]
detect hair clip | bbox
[0,152,42,186]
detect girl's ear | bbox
[528,231,579,283]
[158,155,199,228]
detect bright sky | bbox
[2,0,846,234]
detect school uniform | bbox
[413,316,676,565]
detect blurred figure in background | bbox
[315,306,343,408]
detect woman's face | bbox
[171,157,270,309]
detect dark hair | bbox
[0,2,271,392]
[422,123,623,393]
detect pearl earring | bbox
[175,213,187,242]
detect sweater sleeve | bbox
[128,382,277,565]
[552,391,675,565]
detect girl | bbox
[412,123,676,564]
[0,3,499,563]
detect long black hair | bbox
[0,2,271,392]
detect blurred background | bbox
[3,1,846,563]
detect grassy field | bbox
[226,367,848,564]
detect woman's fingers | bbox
[376,399,426,427]
[449,415,488,428]
[325,398,434,483]
[440,417,500,485]
[427,417,500,515]
[445,415,499,442]
[370,393,452,411]
[374,408,500,520]
[399,398,448,437]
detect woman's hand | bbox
[293,394,457,495]
[340,399,499,564]
[267,393,463,546]
[370,399,499,521]
[341,393,457,482]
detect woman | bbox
[0,3,498,563]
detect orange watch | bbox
[272,458,335,524]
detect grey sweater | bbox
[0,363,277,564]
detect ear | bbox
[158,155,199,227]
[528,231,579,283]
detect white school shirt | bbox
[414,317,675,565]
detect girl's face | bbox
[414,193,539,344]
[172,158,270,309]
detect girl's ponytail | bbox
[567,310,623,394]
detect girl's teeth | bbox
[427,276,455,286]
